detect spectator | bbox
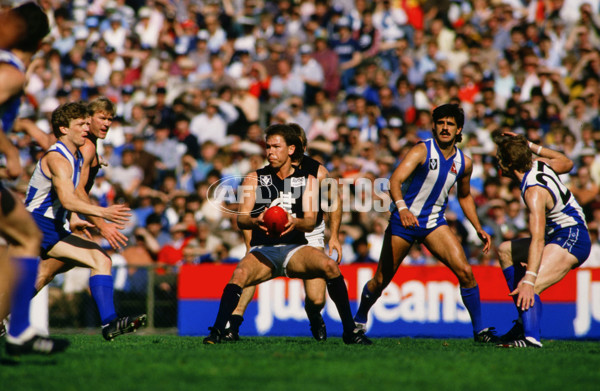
[190,99,229,147]
[105,148,144,199]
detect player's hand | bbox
[70,214,94,240]
[102,204,132,225]
[98,221,129,249]
[476,229,491,254]
[509,279,536,311]
[255,212,268,233]
[279,213,296,237]
[98,155,109,167]
[399,208,418,229]
[328,236,343,264]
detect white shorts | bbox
[249,244,307,277]
[305,220,325,249]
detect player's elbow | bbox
[5,165,22,180]
[300,214,317,232]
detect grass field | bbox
[1,334,599,391]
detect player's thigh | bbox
[372,231,412,283]
[38,258,73,281]
[287,246,337,279]
[46,235,110,270]
[424,225,474,284]
[535,244,579,294]
[230,252,275,287]
[500,237,531,267]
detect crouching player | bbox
[494,133,591,347]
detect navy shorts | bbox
[547,224,592,266]
[386,211,446,243]
[32,214,71,258]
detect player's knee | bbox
[370,271,388,292]
[497,241,513,268]
[305,294,326,309]
[94,253,113,274]
[455,264,475,286]
[230,267,249,287]
[322,259,340,279]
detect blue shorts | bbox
[386,211,446,244]
[249,244,307,277]
[32,214,71,258]
[546,225,591,266]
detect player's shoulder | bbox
[243,170,259,184]
[79,137,97,158]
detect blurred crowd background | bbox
[3,0,600,326]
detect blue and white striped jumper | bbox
[394,138,466,228]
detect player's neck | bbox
[10,49,32,68]
[434,139,456,158]
[58,137,80,155]
[514,170,525,182]
[275,161,294,179]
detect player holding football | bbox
[223,123,342,342]
[203,124,370,345]
[353,103,498,343]
[494,133,591,348]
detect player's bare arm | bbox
[457,156,491,253]
[0,128,21,179]
[511,186,548,311]
[389,142,427,228]
[13,118,55,150]
[529,141,573,175]
[320,166,342,263]
[0,65,26,178]
[237,172,267,232]
[75,138,128,248]
[44,152,131,224]
[0,63,25,104]
[503,131,573,175]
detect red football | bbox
[263,206,288,236]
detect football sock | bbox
[460,285,483,334]
[213,284,243,331]
[326,275,356,333]
[354,283,381,324]
[228,314,244,331]
[503,264,526,292]
[522,294,542,342]
[89,274,118,325]
[304,299,323,324]
[502,265,526,317]
[7,257,38,337]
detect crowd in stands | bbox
[5,0,600,285]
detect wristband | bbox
[397,206,408,212]
[526,271,538,278]
[528,141,533,149]
[522,280,535,287]
[537,145,542,155]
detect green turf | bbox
[1,335,599,391]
